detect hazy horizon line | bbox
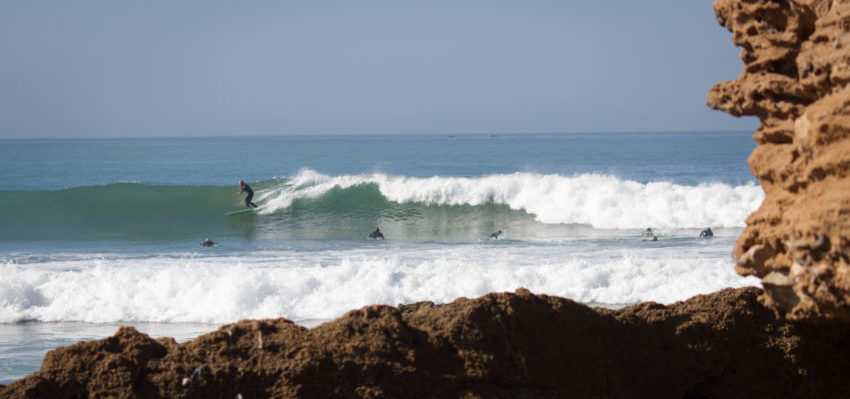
[0,129,755,140]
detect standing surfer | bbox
[238,179,258,208]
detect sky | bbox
[0,1,759,138]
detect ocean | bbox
[0,132,762,383]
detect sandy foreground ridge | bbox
[5,0,850,397]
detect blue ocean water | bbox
[1,132,754,190]
[0,132,762,383]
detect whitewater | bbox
[0,169,763,324]
[1,238,758,324]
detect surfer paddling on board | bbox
[642,227,658,241]
[238,179,258,208]
[369,227,385,240]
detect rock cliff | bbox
[708,0,850,319]
[3,288,850,398]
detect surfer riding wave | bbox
[239,179,258,208]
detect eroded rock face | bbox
[3,288,850,398]
[709,0,850,319]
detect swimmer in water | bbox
[369,227,385,240]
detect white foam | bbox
[0,244,759,324]
[258,170,763,229]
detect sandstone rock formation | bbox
[708,0,850,319]
[3,288,850,399]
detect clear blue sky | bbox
[0,1,757,138]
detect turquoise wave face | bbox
[0,181,531,242]
[272,182,531,241]
[0,183,238,241]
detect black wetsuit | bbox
[369,230,385,240]
[240,184,258,208]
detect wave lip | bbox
[260,170,764,229]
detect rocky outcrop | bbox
[708,0,850,319]
[3,288,850,398]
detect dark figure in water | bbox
[200,238,218,247]
[699,227,714,238]
[369,227,385,240]
[238,179,258,208]
[490,230,503,240]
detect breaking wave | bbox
[260,169,763,228]
[0,170,763,241]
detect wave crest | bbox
[260,170,763,229]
